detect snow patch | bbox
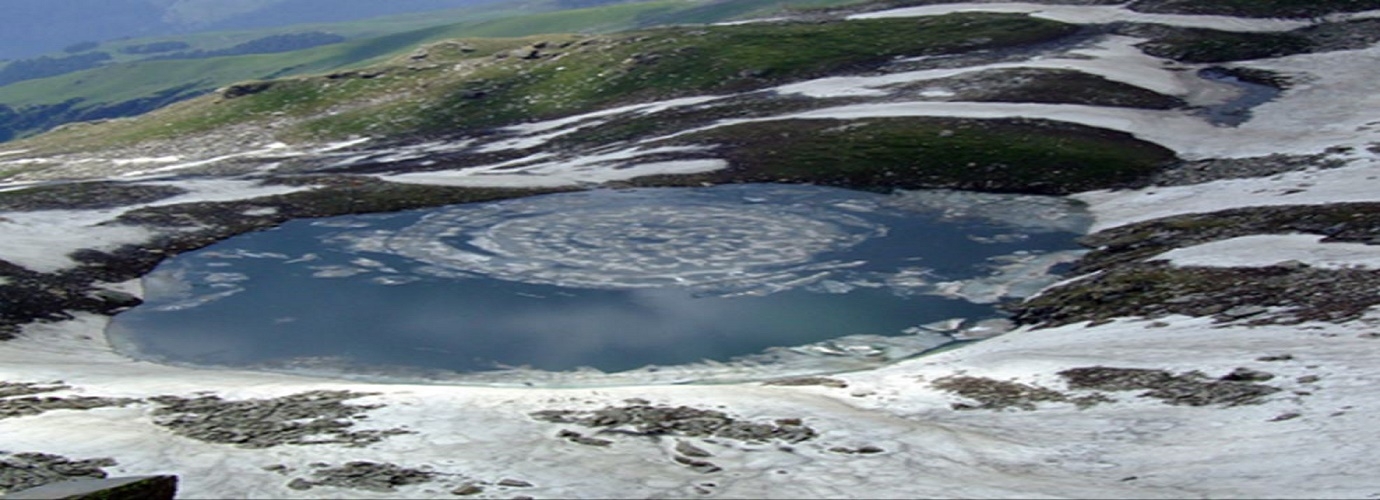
[1152,234,1380,269]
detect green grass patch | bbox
[657,116,1177,194]
[303,13,1079,138]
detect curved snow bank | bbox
[1151,234,1380,269]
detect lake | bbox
[107,184,1090,386]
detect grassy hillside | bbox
[15,12,1076,153]
[0,0,865,142]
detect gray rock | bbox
[451,483,484,496]
[675,441,713,458]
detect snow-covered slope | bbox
[2,2,1380,498]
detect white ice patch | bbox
[885,189,1092,233]
[333,194,884,293]
[930,250,1086,303]
[1151,234,1380,270]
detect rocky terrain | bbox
[1,0,1380,498]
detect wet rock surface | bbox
[149,391,410,448]
[532,404,818,444]
[0,452,116,494]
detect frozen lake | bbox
[108,184,1090,385]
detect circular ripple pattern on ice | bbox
[345,188,886,292]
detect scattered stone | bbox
[1059,366,1282,407]
[0,395,140,420]
[451,483,484,496]
[0,382,69,399]
[673,456,722,474]
[1015,261,1380,329]
[497,478,533,488]
[830,446,885,455]
[0,452,116,494]
[149,391,410,448]
[299,461,436,492]
[1270,412,1302,422]
[262,464,290,475]
[556,430,613,447]
[931,375,1073,411]
[1220,305,1268,320]
[534,405,817,444]
[1296,375,1322,384]
[1220,367,1276,382]
[286,478,314,491]
[1151,153,1345,187]
[1256,354,1295,362]
[676,441,713,458]
[221,82,274,99]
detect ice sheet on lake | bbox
[327,188,889,295]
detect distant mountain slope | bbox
[0,0,863,142]
[0,0,508,61]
